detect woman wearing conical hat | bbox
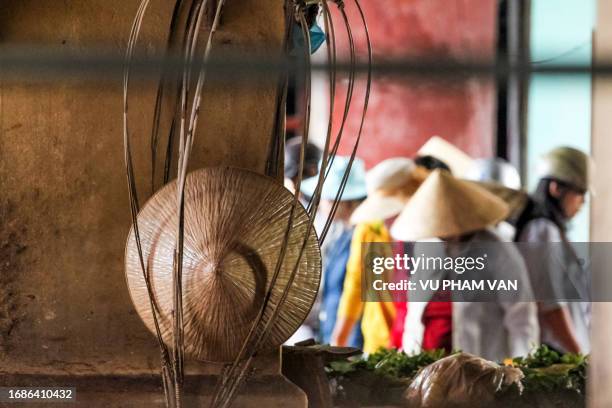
[464,158,525,242]
[391,170,539,362]
[400,156,459,353]
[330,158,427,353]
[514,147,592,354]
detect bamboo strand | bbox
[318,0,356,187]
[319,0,361,243]
[150,0,188,194]
[123,2,370,408]
[264,1,296,180]
[209,2,302,401]
[305,0,338,219]
[170,1,216,406]
[211,7,318,407]
[122,1,177,406]
[320,0,371,244]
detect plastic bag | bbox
[404,353,523,408]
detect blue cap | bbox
[300,156,367,201]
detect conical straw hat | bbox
[390,170,509,241]
[466,180,528,222]
[125,167,321,362]
[417,136,475,177]
[350,160,429,224]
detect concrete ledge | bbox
[0,373,307,408]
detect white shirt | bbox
[517,218,590,353]
[403,229,539,361]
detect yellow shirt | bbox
[337,221,396,353]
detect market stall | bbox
[319,345,586,407]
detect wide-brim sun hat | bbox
[300,156,367,201]
[417,136,475,177]
[125,167,321,362]
[390,169,510,241]
[350,158,430,224]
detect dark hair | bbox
[514,178,572,238]
[305,4,320,28]
[414,155,452,174]
[532,178,569,229]
[284,137,322,180]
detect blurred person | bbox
[514,147,592,354]
[416,135,474,177]
[392,170,539,361]
[397,157,454,353]
[465,158,522,190]
[283,136,322,197]
[331,158,428,353]
[400,236,454,355]
[290,156,367,346]
[330,221,394,354]
[414,155,452,173]
[348,158,429,350]
[465,158,525,242]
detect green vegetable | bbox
[326,347,449,380]
[327,345,588,396]
[511,345,588,394]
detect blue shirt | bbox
[319,224,363,348]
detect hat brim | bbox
[466,181,528,222]
[390,207,508,242]
[350,195,406,225]
[300,175,367,201]
[299,175,319,198]
[126,167,321,362]
[390,171,510,242]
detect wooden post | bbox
[496,0,530,174]
[0,0,287,377]
[589,1,612,406]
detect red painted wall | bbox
[329,0,498,169]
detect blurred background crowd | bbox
[284,136,592,363]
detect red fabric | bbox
[387,240,453,352]
[422,300,453,352]
[389,240,408,349]
[391,296,452,351]
[393,299,452,352]
[390,301,407,349]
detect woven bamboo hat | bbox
[463,158,528,221]
[466,180,528,222]
[350,158,429,224]
[390,170,510,241]
[417,136,475,177]
[125,167,321,362]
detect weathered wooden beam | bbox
[589,2,612,407]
